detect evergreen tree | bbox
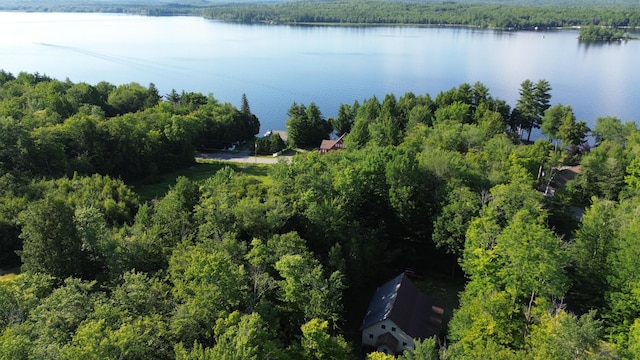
[241,93,251,114]
[286,102,332,148]
[513,79,552,141]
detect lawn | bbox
[131,160,273,201]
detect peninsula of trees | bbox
[2,70,640,358]
[578,25,629,41]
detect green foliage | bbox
[149,176,200,252]
[578,25,627,41]
[48,173,140,225]
[62,314,172,360]
[568,198,618,313]
[4,72,640,359]
[169,239,249,343]
[330,101,359,136]
[447,283,522,356]
[0,116,29,173]
[0,71,259,180]
[566,139,628,204]
[256,133,286,155]
[107,82,159,116]
[398,337,439,360]
[604,198,640,344]
[0,325,31,359]
[19,196,92,280]
[25,278,98,358]
[493,210,568,301]
[370,94,403,146]
[204,1,640,29]
[628,318,640,358]
[451,175,570,356]
[0,273,54,332]
[300,318,350,360]
[432,186,481,259]
[540,104,590,150]
[475,105,508,142]
[275,254,345,326]
[625,158,640,192]
[367,352,396,360]
[512,79,551,141]
[541,104,570,147]
[286,102,332,148]
[196,167,288,242]
[174,311,282,360]
[525,309,603,359]
[212,311,281,359]
[343,96,381,149]
[592,116,637,145]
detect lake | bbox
[1,12,639,133]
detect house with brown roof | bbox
[360,273,444,355]
[319,133,346,154]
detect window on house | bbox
[391,327,396,332]
[381,324,386,329]
[402,342,407,347]
[369,334,374,339]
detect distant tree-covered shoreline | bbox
[1,0,639,30]
[204,1,640,30]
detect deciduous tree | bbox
[275,254,345,327]
[300,318,350,360]
[20,196,90,279]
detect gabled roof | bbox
[360,273,444,339]
[320,139,338,150]
[319,133,346,150]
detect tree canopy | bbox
[2,71,640,358]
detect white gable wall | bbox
[361,319,415,354]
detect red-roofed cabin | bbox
[319,134,346,154]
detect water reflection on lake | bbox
[1,12,638,132]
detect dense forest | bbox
[0,70,259,182]
[1,0,639,29]
[1,70,640,358]
[204,1,640,29]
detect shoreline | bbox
[1,7,639,33]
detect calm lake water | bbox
[1,12,639,133]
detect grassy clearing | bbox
[131,161,273,201]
